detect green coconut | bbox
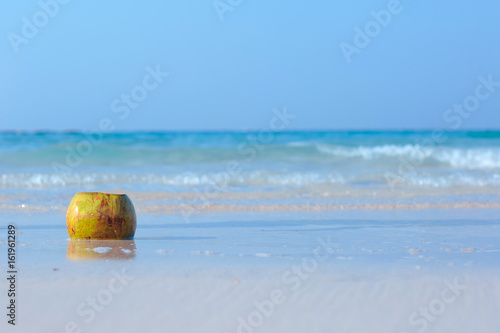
[66,192,136,239]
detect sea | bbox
[1,130,500,216]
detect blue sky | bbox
[1,0,499,131]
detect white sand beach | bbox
[1,208,499,333]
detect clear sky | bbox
[1,0,499,131]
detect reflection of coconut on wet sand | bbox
[66,239,137,260]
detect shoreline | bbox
[3,201,500,214]
[1,207,499,332]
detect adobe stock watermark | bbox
[51,64,169,176]
[213,0,243,22]
[7,0,72,53]
[400,278,466,333]
[179,106,296,223]
[58,268,135,333]
[232,236,338,333]
[340,0,411,64]
[385,74,500,188]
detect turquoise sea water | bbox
[0,130,499,216]
[1,130,499,191]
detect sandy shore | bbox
[10,265,500,333]
[1,209,499,332]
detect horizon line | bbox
[1,128,500,134]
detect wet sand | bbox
[1,209,499,332]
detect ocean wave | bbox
[315,144,500,169]
[405,173,500,187]
[316,144,434,159]
[1,170,500,189]
[2,132,500,172]
[0,171,346,189]
[433,149,500,169]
